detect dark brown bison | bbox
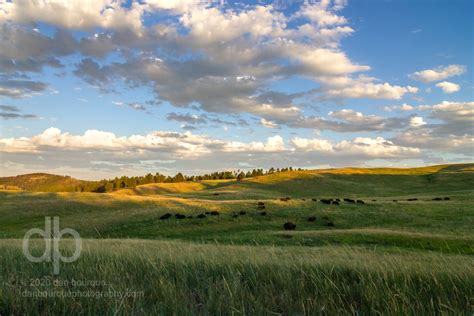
[175,214,186,219]
[283,222,296,230]
[307,216,316,222]
[160,213,172,220]
[197,214,206,219]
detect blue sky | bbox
[0,0,472,179]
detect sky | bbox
[0,0,472,180]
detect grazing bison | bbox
[160,213,172,220]
[356,200,365,205]
[239,211,246,215]
[372,199,377,202]
[312,198,317,201]
[325,221,335,227]
[393,200,398,202]
[257,205,266,210]
[444,197,450,200]
[407,198,418,201]
[260,211,267,216]
[231,214,239,218]
[301,198,306,201]
[432,197,443,201]
[258,202,265,206]
[335,198,341,202]
[175,214,186,219]
[320,199,332,205]
[344,198,355,203]
[307,216,316,222]
[332,201,340,205]
[213,193,219,196]
[210,211,220,216]
[197,214,206,219]
[283,222,296,230]
[322,216,329,220]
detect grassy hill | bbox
[0,163,473,314]
[0,173,89,192]
[113,163,474,199]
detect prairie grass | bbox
[1,165,473,314]
[1,239,473,315]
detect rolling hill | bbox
[0,173,90,192]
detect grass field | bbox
[1,164,473,314]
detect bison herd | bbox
[158,195,451,231]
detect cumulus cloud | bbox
[384,103,414,112]
[409,116,426,127]
[409,64,466,83]
[0,0,145,33]
[1,0,416,116]
[324,82,418,100]
[0,80,48,98]
[0,127,428,178]
[260,118,278,128]
[435,81,460,94]
[392,101,474,155]
[291,136,420,158]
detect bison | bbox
[283,222,296,230]
[175,214,186,219]
[307,216,316,222]
[160,213,172,220]
[197,214,206,219]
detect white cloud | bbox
[0,0,145,33]
[418,101,474,123]
[260,118,278,128]
[409,64,466,83]
[410,116,426,127]
[435,81,460,94]
[224,135,286,153]
[291,136,420,158]
[295,0,347,27]
[384,103,414,112]
[325,82,418,100]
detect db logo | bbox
[22,216,82,274]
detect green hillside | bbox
[116,163,474,199]
[0,173,90,192]
[0,163,473,314]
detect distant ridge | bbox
[0,173,90,192]
[1,163,472,193]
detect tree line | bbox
[75,167,302,193]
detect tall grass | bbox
[1,239,472,315]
